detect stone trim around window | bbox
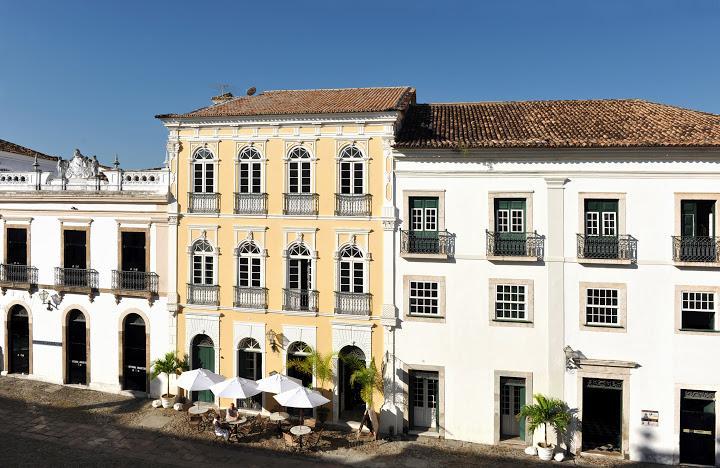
[673,192,720,267]
[579,282,627,332]
[488,278,534,328]
[487,191,534,233]
[401,363,445,437]
[577,192,627,235]
[403,275,446,323]
[493,370,533,446]
[401,190,446,232]
[675,284,720,335]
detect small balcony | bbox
[335,292,372,316]
[0,264,38,292]
[112,270,159,302]
[577,234,637,264]
[188,192,221,213]
[55,267,99,298]
[400,230,455,259]
[234,286,268,309]
[672,236,720,264]
[187,283,220,306]
[234,192,268,215]
[283,193,319,216]
[335,194,372,217]
[283,288,319,312]
[486,230,544,261]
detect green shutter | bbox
[518,385,526,440]
[682,201,698,237]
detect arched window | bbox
[237,338,262,409]
[338,145,364,195]
[287,341,312,388]
[192,148,215,194]
[238,147,262,194]
[236,241,261,288]
[338,245,365,293]
[192,240,214,285]
[287,243,312,291]
[287,147,311,194]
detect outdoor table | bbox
[290,425,311,448]
[269,412,289,438]
[188,405,209,416]
[226,417,248,441]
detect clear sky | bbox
[1,0,718,168]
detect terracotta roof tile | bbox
[0,138,58,161]
[157,87,416,119]
[395,99,720,149]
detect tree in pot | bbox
[287,349,335,422]
[151,351,188,408]
[517,394,571,461]
[346,356,383,438]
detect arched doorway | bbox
[286,341,312,387]
[66,310,87,384]
[237,338,262,410]
[8,305,30,374]
[338,345,366,421]
[122,313,147,391]
[191,334,215,403]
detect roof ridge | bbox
[261,86,412,93]
[421,98,643,106]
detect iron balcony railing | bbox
[486,230,545,259]
[187,283,220,306]
[335,194,372,216]
[577,234,638,262]
[187,192,221,213]
[400,230,455,256]
[111,270,159,294]
[0,264,38,285]
[283,193,319,215]
[672,236,720,263]
[335,292,372,316]
[283,288,319,312]
[234,192,268,215]
[234,286,268,309]
[55,267,99,289]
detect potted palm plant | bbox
[347,358,383,437]
[151,351,188,408]
[287,349,335,422]
[517,394,571,461]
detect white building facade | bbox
[0,149,177,397]
[383,99,720,466]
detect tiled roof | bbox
[0,138,58,160]
[395,99,720,149]
[156,87,416,119]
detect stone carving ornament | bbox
[57,149,100,179]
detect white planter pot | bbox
[537,444,555,461]
[161,394,176,409]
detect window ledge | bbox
[487,255,541,263]
[400,252,450,260]
[577,258,634,265]
[678,328,720,335]
[581,323,626,333]
[405,314,445,324]
[333,313,372,321]
[673,261,720,268]
[490,319,534,328]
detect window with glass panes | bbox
[238,147,262,194]
[409,281,440,315]
[192,240,214,285]
[339,245,364,293]
[410,197,438,233]
[288,147,311,193]
[495,199,525,232]
[192,148,215,193]
[585,199,618,236]
[339,146,364,195]
[237,242,261,288]
[586,288,619,325]
[681,291,715,330]
[495,284,527,320]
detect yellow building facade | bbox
[158,87,413,422]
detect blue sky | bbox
[1,0,718,168]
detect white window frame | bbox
[585,288,620,326]
[237,146,264,194]
[337,145,367,195]
[337,244,367,294]
[190,239,216,285]
[579,282,627,332]
[286,242,314,291]
[236,240,263,288]
[681,291,715,331]
[494,283,528,321]
[191,147,217,194]
[286,146,314,194]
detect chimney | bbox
[211,92,234,104]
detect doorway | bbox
[8,305,30,374]
[500,377,526,441]
[191,334,215,403]
[338,346,366,421]
[680,389,716,466]
[120,231,146,290]
[6,228,28,282]
[66,310,87,385]
[63,229,87,286]
[582,378,623,453]
[410,370,439,431]
[122,313,147,392]
[237,338,262,410]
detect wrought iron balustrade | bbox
[187,192,221,213]
[672,236,720,263]
[334,292,371,316]
[234,192,268,215]
[234,286,268,309]
[187,283,220,305]
[55,267,99,289]
[400,230,455,256]
[335,194,372,216]
[283,193,319,215]
[486,231,544,259]
[282,288,319,312]
[577,234,637,262]
[0,264,38,285]
[112,270,159,294]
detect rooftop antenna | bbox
[211,83,232,95]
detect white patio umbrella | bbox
[211,376,261,399]
[256,373,302,394]
[176,368,225,406]
[273,386,330,423]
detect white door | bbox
[501,378,525,437]
[412,371,438,430]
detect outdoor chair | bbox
[305,428,324,452]
[283,432,299,451]
[304,418,317,429]
[188,414,206,433]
